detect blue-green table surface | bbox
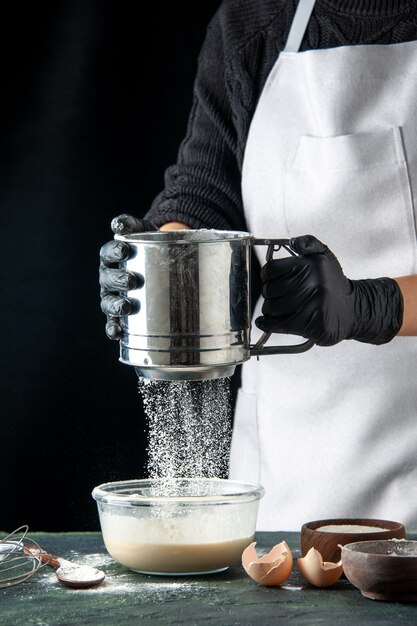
[1,531,416,626]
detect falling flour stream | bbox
[138,378,232,485]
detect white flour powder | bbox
[138,378,232,484]
[316,525,387,533]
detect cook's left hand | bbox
[255,234,403,346]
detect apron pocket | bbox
[228,390,260,484]
[284,127,417,278]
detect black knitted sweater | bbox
[146,0,417,231]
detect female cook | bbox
[99,0,417,531]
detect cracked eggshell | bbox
[242,541,293,586]
[297,547,343,587]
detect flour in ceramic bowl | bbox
[316,524,388,533]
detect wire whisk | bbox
[0,525,46,588]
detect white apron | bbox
[229,0,417,531]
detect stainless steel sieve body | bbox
[115,230,313,380]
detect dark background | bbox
[0,0,224,531]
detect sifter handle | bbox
[249,238,315,356]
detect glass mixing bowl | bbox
[92,478,264,576]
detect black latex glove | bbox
[255,235,403,347]
[99,214,158,339]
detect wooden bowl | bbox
[341,539,417,601]
[300,518,405,563]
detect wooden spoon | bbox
[25,545,105,588]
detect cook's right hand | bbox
[99,214,158,340]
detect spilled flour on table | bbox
[32,551,217,598]
[138,378,232,484]
[32,552,205,595]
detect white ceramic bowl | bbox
[92,478,264,576]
